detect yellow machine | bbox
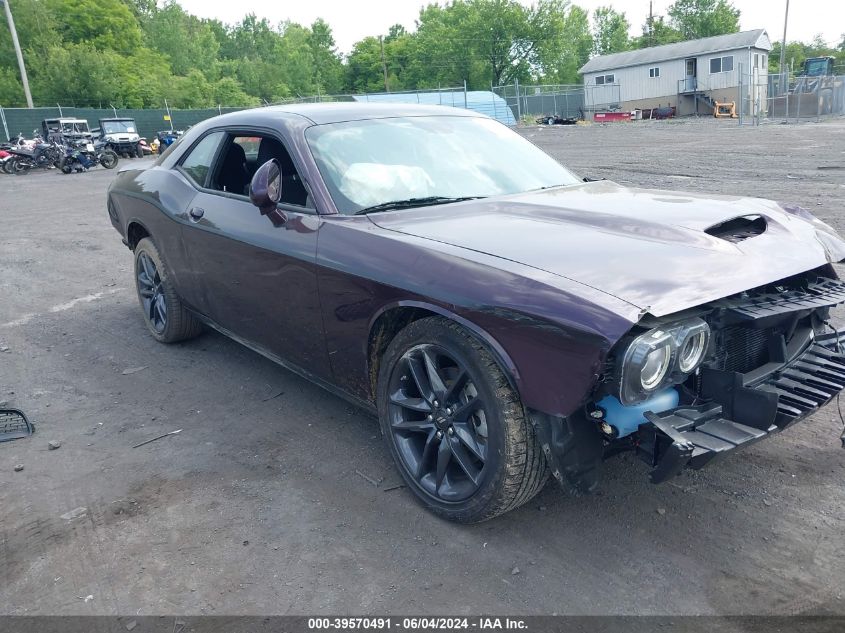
[714,101,737,118]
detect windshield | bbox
[305,116,580,214]
[803,59,830,77]
[61,121,90,134]
[102,120,136,134]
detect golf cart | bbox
[97,118,144,158]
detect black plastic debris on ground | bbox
[0,409,34,442]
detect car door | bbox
[177,128,331,380]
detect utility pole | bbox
[779,0,789,79]
[379,35,389,92]
[1,0,34,108]
[648,1,654,47]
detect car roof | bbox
[207,102,483,127]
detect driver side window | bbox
[210,132,312,208]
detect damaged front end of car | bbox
[534,265,845,493]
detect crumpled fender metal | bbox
[528,410,604,493]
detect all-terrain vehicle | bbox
[97,118,144,158]
[41,118,92,145]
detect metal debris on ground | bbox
[61,507,88,521]
[0,409,35,442]
[121,366,147,375]
[382,483,405,492]
[14,464,24,472]
[48,440,61,450]
[132,428,182,449]
[355,469,381,487]
[261,390,285,402]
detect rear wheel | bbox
[134,238,203,343]
[99,149,118,169]
[377,317,548,522]
[10,158,29,174]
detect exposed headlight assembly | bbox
[619,318,710,405]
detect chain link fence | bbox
[2,82,628,140]
[0,105,246,142]
[738,65,845,125]
[493,82,621,122]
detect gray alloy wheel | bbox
[133,238,203,343]
[377,316,548,522]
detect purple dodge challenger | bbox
[108,104,845,522]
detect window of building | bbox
[710,55,734,74]
[179,131,224,187]
[649,67,660,78]
[595,74,615,85]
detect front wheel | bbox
[133,238,203,343]
[99,149,119,169]
[377,317,548,522]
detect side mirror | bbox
[249,158,283,217]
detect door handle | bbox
[189,207,205,221]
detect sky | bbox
[177,0,844,55]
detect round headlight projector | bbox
[618,318,710,406]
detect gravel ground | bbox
[1,117,844,616]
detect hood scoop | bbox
[705,214,767,243]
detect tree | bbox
[410,0,569,89]
[536,4,591,84]
[309,18,344,94]
[143,2,220,78]
[768,37,838,75]
[667,0,739,40]
[591,6,630,56]
[631,15,684,49]
[45,0,142,55]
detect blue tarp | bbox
[351,91,517,125]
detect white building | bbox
[579,30,772,116]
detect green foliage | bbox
[591,6,630,56]
[666,0,740,40]
[631,16,684,49]
[0,67,26,107]
[1,0,838,109]
[536,4,591,84]
[768,38,844,75]
[0,0,343,108]
[45,0,142,55]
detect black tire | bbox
[135,143,144,158]
[10,158,29,174]
[377,317,548,523]
[133,237,203,343]
[99,149,119,169]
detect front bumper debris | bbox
[639,332,845,483]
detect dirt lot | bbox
[2,118,845,616]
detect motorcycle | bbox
[0,148,13,174]
[58,138,119,173]
[5,132,64,173]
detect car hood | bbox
[368,180,845,317]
